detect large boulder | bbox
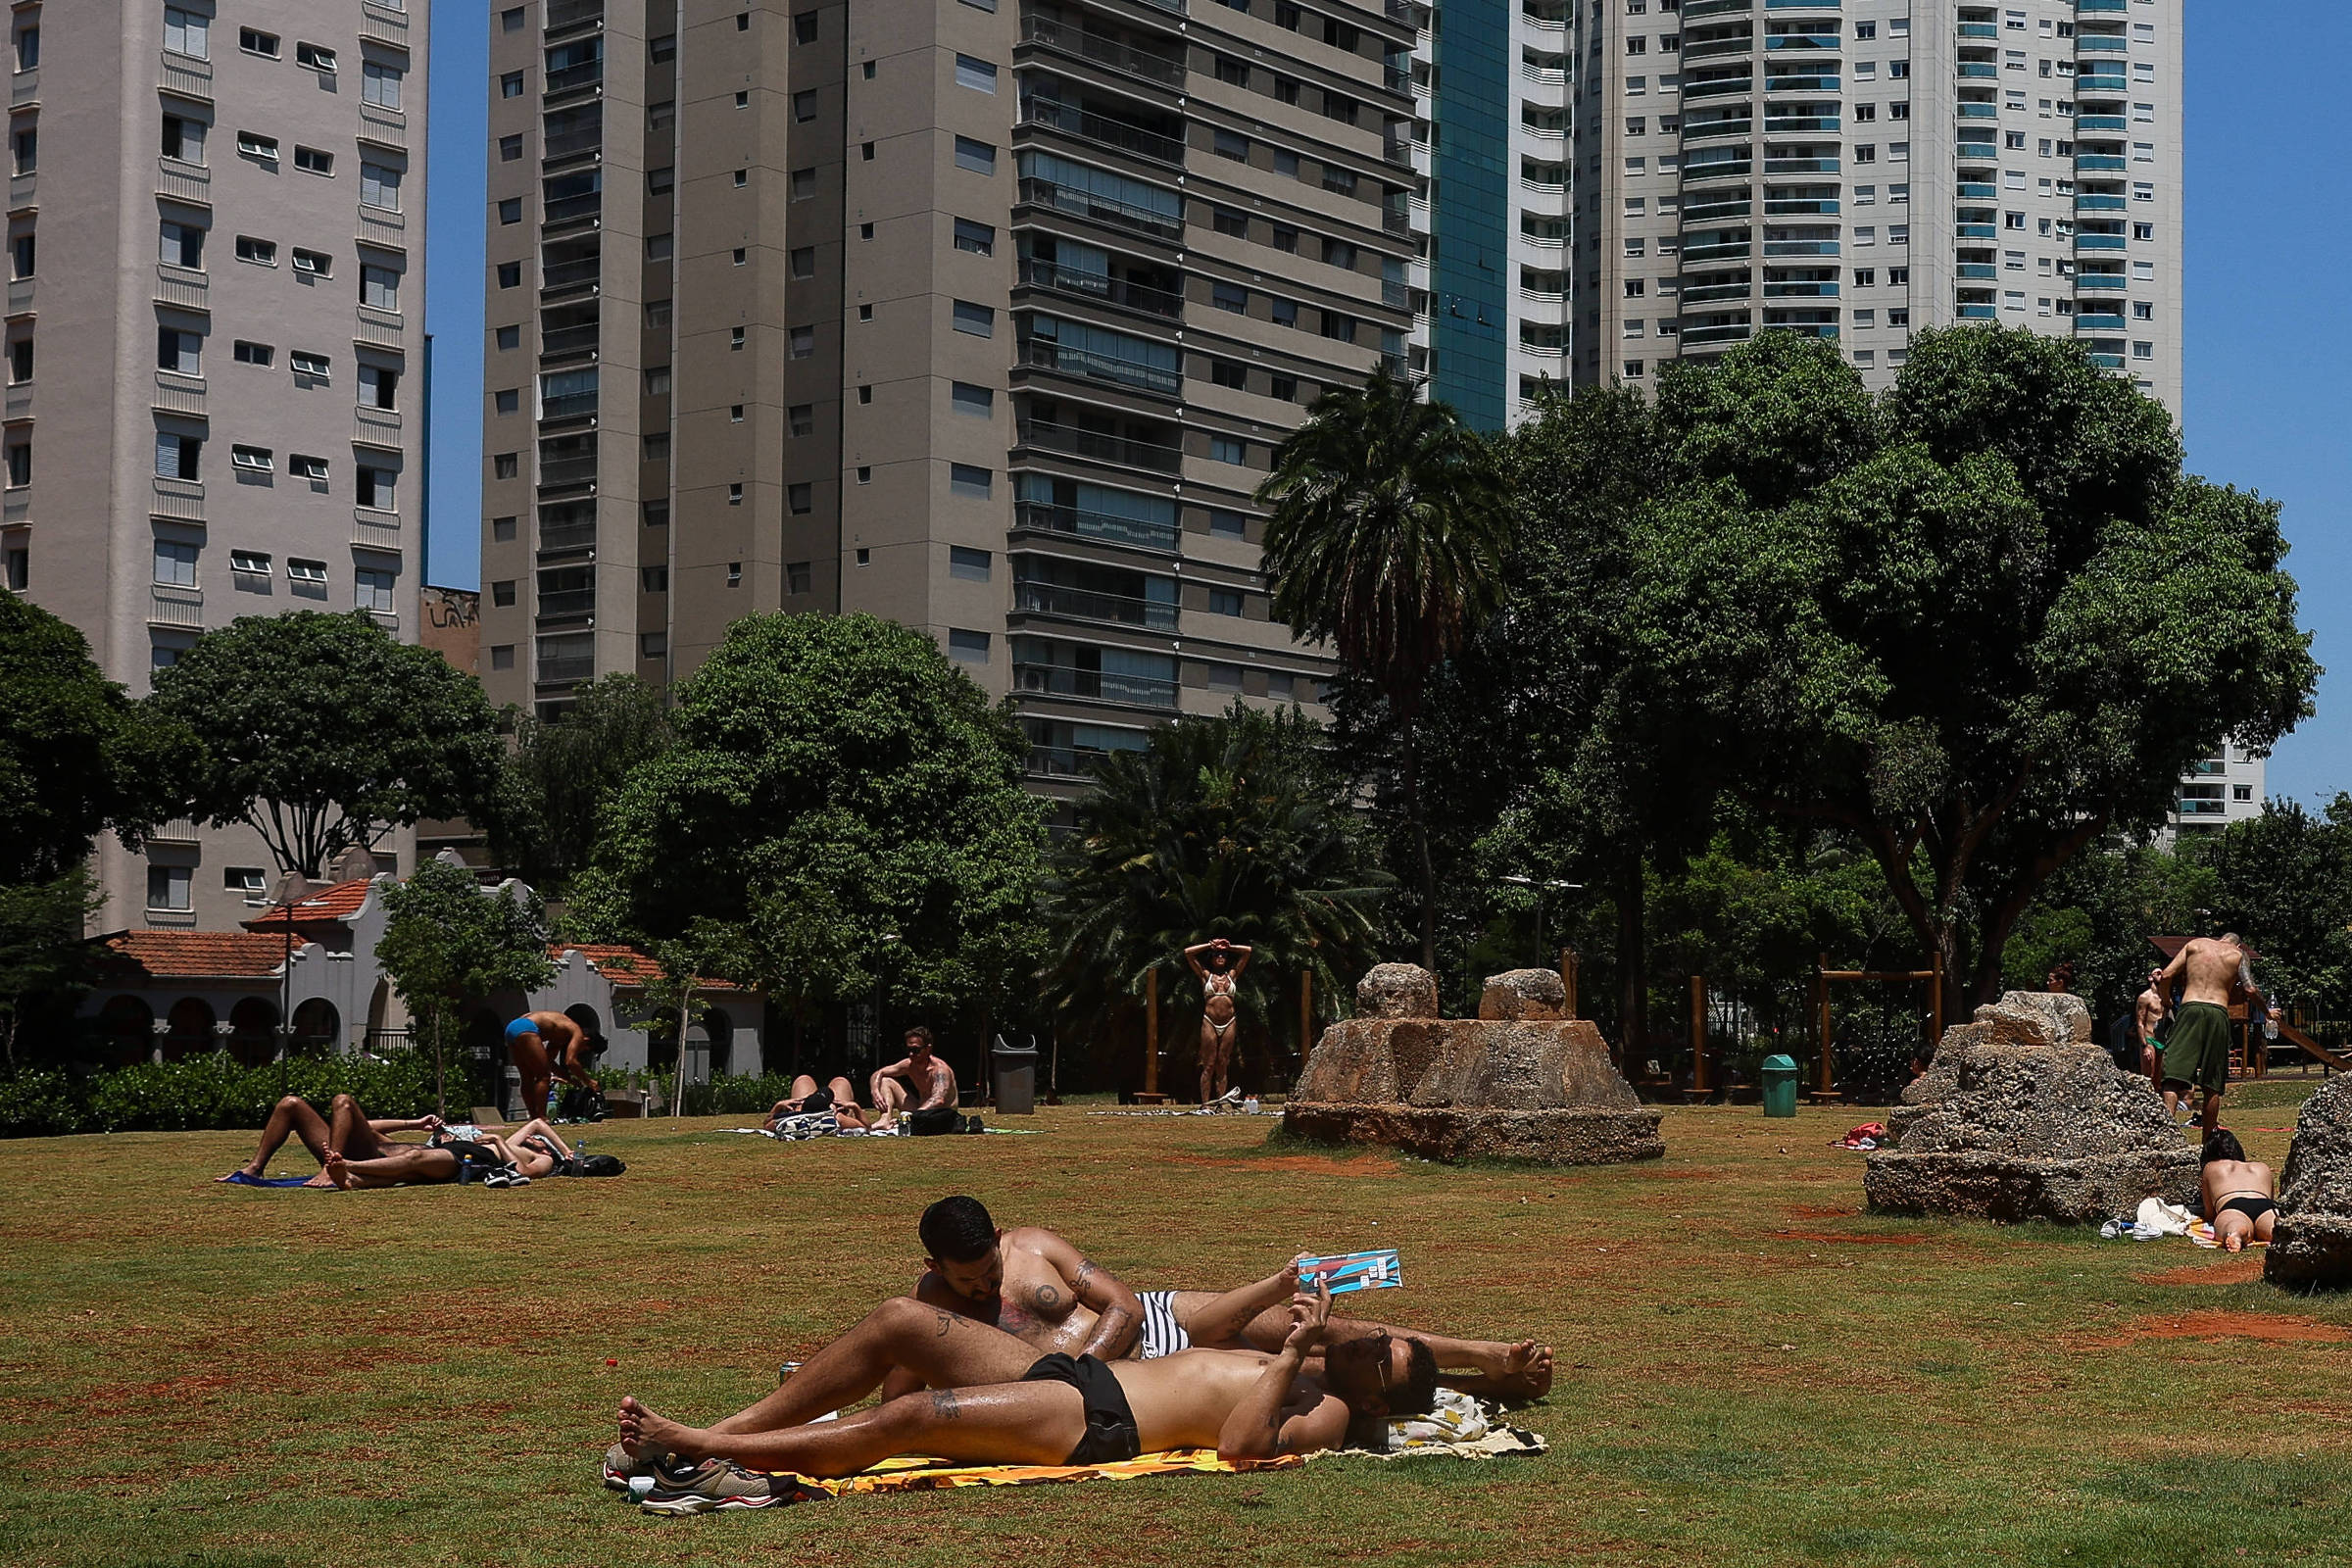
[1478,968,1567,1022]
[2266,1075,2352,1290]
[1356,963,1440,1020]
[1285,971,1662,1166]
[1865,992,2195,1223]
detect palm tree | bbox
[1042,707,1391,1091]
[1255,367,1512,969]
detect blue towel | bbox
[220,1171,323,1188]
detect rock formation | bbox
[1282,965,1663,1165]
[2266,1074,2352,1290]
[1864,990,2196,1223]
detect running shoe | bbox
[603,1440,696,1492]
[640,1462,801,1514]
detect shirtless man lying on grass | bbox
[614,1281,1430,1505]
[217,1093,467,1188]
[909,1195,1553,1400]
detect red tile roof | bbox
[102,930,292,981]
[553,944,750,994]
[241,877,378,930]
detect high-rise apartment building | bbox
[6,0,429,930]
[1409,0,2182,421]
[477,0,1424,805]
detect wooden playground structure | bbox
[1680,956,1942,1103]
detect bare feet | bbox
[620,1396,703,1462]
[320,1149,353,1191]
[1459,1340,1554,1402]
[215,1166,264,1183]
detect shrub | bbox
[0,1051,440,1139]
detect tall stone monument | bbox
[1281,964,1664,1165]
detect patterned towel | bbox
[643,1448,1303,1512]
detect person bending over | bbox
[217,1094,463,1189]
[2200,1128,2278,1253]
[617,1282,1432,1485]
[506,1010,598,1121]
[1185,938,1252,1105]
[911,1196,1551,1401]
[763,1074,871,1134]
[869,1027,958,1134]
[2149,933,2279,1130]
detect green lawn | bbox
[4,1083,2348,1568]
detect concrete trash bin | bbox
[992,1047,1039,1114]
[1761,1054,1800,1118]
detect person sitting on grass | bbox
[614,1281,1432,1494]
[763,1074,872,1134]
[868,1026,959,1134]
[2200,1128,2278,1253]
[910,1195,1553,1400]
[217,1094,465,1189]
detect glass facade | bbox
[1430,0,1508,430]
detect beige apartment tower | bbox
[5,0,429,929]
[478,0,1423,802]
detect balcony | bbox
[1680,320,1755,347]
[2075,194,2126,212]
[6,277,28,314]
[1955,223,1995,239]
[1957,22,1997,38]
[2074,233,2127,251]
[541,255,602,293]
[2077,154,2127,172]
[157,157,209,205]
[539,389,601,422]
[1683,74,1756,100]
[1683,156,1753,184]
[357,310,405,350]
[1027,745,1120,781]
[155,264,207,310]
[355,406,402,448]
[360,1,411,45]
[1763,115,1838,132]
[2075,311,2125,331]
[1683,117,1754,141]
[545,60,604,94]
[1682,34,1754,62]
[1013,580,1177,630]
[1761,238,1838,256]
[2076,34,2127,53]
[1956,181,1997,199]
[1020,419,1184,472]
[538,651,596,685]
[149,586,205,628]
[160,49,213,103]
[152,477,204,522]
[359,209,405,249]
[1012,662,1180,710]
[153,369,205,416]
[1956,102,1997,119]
[1957,304,1994,319]
[1013,500,1180,553]
[1683,240,1754,264]
[2077,73,2127,93]
[537,456,599,489]
[11,68,32,107]
[352,508,402,552]
[1017,177,1184,244]
[1957,62,1997,79]
[4,380,25,418]
[1956,263,1996,279]
[1020,97,1185,167]
[1681,278,1753,305]
[1762,279,1838,297]
[543,191,602,226]
[366,608,400,634]
[1017,259,1181,318]
[1021,16,1186,86]
[1763,197,1838,217]
[536,587,596,620]
[546,0,606,33]
[361,101,407,138]
[1022,336,1179,398]
[1683,0,1755,18]
[1683,197,1753,223]
[2075,271,2126,291]
[1762,156,1838,175]
[540,322,601,360]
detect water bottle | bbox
[1243,1096,1261,1114]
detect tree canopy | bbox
[582,613,1045,1021]
[483,673,672,894]
[1625,327,2317,1001]
[375,858,555,1114]
[149,612,505,878]
[0,590,198,883]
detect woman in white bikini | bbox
[1184,937,1253,1106]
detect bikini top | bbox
[1204,971,1237,996]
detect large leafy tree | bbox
[375,858,556,1116]
[1256,368,1511,968]
[1630,327,2319,1004]
[1042,705,1391,1085]
[483,673,672,893]
[585,613,1044,1029]
[0,590,198,883]
[149,611,506,879]
[2188,797,2352,1016]
[0,869,106,1071]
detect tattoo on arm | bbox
[931,1390,960,1421]
[934,1311,956,1338]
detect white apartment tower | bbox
[1406,0,2182,422]
[3,0,429,930]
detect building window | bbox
[494,388,520,414]
[2,439,24,486]
[164,7,210,59]
[492,453,518,480]
[155,431,202,480]
[497,197,522,224]
[362,61,403,110]
[289,350,330,379]
[162,115,208,165]
[954,136,996,173]
[793,89,818,122]
[956,55,998,92]
[239,27,280,59]
[789,324,814,358]
[501,72,524,99]
[948,629,990,663]
[497,261,521,288]
[288,455,326,481]
[788,561,813,595]
[147,864,193,912]
[356,466,395,510]
[491,580,516,607]
[1208,510,1246,539]
[795,11,819,42]
[951,382,993,416]
[361,264,400,311]
[953,218,995,256]
[1210,436,1248,466]
[296,40,336,73]
[1212,206,1248,238]
[235,234,277,267]
[949,546,991,581]
[153,539,199,586]
[952,300,995,337]
[156,326,201,375]
[159,221,204,270]
[949,464,991,498]
[355,567,395,613]
[1209,587,1245,616]
[787,483,811,514]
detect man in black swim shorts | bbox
[616,1281,1436,1488]
[764,1073,871,1133]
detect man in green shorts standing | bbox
[2148,931,2278,1132]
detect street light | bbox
[1499,875,1581,960]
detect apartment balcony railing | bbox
[1020,99,1185,166]
[352,508,402,552]
[1957,304,1995,318]
[1680,321,1755,347]
[1956,181,1997,199]
[2079,0,2129,11]
[153,369,205,416]
[536,588,596,619]
[1765,32,1838,50]
[2075,271,2127,291]
[1762,197,1838,217]
[1955,223,1996,239]
[1019,17,1186,86]
[1957,22,1998,38]
[1013,500,1181,553]
[149,586,204,628]
[539,390,600,421]
[157,157,209,205]
[2077,73,2127,93]
[537,652,596,684]
[539,520,598,553]
[2075,311,2126,331]
[2078,114,2127,131]
[2077,154,2127,172]
[2076,34,2127,53]
[537,456,599,488]
[1763,72,1840,93]
[1020,420,1183,471]
[2178,798,2226,816]
[1683,240,1754,264]
[1957,62,1998,79]
[10,68,31,107]
[1760,238,1838,257]
[1682,117,1753,141]
[1957,263,1996,279]
[1763,115,1839,132]
[1762,156,1838,175]
[360,1,410,46]
[1763,280,1838,297]
[1011,662,1180,709]
[1956,102,1998,120]
[1027,745,1125,780]
[1022,338,1179,397]
[546,0,606,32]
[541,322,601,358]
[1016,177,1184,243]
[2088,354,2126,369]
[1017,259,1181,318]
[543,191,603,224]
[2074,233,2128,251]
[156,264,206,310]
[151,477,204,522]
[2076,193,2126,212]
[1013,580,1178,630]
[1683,198,1753,223]
[1684,157,1753,184]
[1681,279,1753,305]
[356,310,404,350]
[541,257,602,291]
[1682,75,1755,100]
[161,49,214,103]
[4,381,27,419]
[545,62,604,94]
[1682,35,1755,62]
[1683,0,1754,18]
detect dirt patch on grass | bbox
[2139,1255,2266,1288]
[1771,1228,1930,1248]
[2085,1310,2351,1347]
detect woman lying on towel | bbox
[617,1282,1435,1489]
[217,1093,469,1188]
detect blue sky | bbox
[422,0,2350,802]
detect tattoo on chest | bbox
[1033,1283,1063,1312]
